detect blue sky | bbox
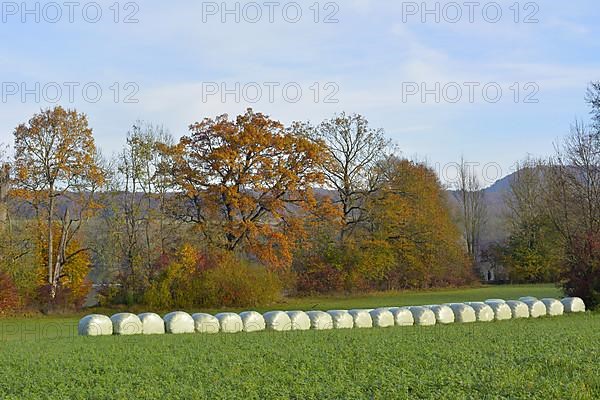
[1,0,599,186]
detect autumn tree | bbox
[105,123,176,299]
[13,106,105,301]
[310,113,390,242]
[363,157,473,289]
[502,159,561,282]
[162,109,327,269]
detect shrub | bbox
[0,271,20,315]
[562,233,600,309]
[198,254,282,308]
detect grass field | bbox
[1,284,599,399]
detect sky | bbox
[1,0,599,187]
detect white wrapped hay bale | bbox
[387,307,414,326]
[519,296,538,302]
[425,305,455,324]
[306,311,334,330]
[215,313,243,333]
[78,314,113,336]
[348,309,373,328]
[506,301,530,319]
[522,299,546,318]
[327,310,354,329]
[239,311,266,333]
[192,313,220,334]
[164,312,195,334]
[369,308,395,328]
[110,313,143,335]
[464,302,494,322]
[484,300,512,321]
[138,313,165,335]
[286,311,311,331]
[263,311,292,332]
[541,298,564,316]
[561,297,586,313]
[408,306,436,326]
[445,303,476,323]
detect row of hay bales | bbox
[78,296,586,336]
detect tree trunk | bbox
[48,188,55,298]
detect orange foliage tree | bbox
[13,106,105,301]
[161,109,328,270]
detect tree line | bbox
[0,83,599,313]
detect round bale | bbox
[327,310,354,329]
[484,300,512,321]
[286,311,311,331]
[445,303,476,323]
[348,309,373,328]
[192,313,220,334]
[387,307,414,326]
[111,313,143,335]
[164,312,195,334]
[369,308,395,328]
[506,301,530,319]
[561,297,586,313]
[408,306,436,326]
[521,299,546,318]
[464,302,494,322]
[215,313,243,333]
[541,298,564,316]
[306,311,334,330]
[425,305,455,324]
[138,313,165,335]
[263,311,292,332]
[239,311,266,333]
[78,314,113,336]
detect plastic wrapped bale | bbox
[506,301,530,319]
[263,311,292,332]
[348,309,373,328]
[521,299,546,318]
[306,311,334,330]
[110,313,143,335]
[561,297,586,313]
[369,308,395,328]
[387,307,414,326]
[78,314,113,336]
[286,311,311,331]
[138,313,165,335]
[164,312,195,334]
[464,302,494,322]
[192,313,220,334]
[445,303,476,323]
[408,307,436,326]
[215,313,243,333]
[238,311,265,333]
[425,305,455,324]
[327,310,354,329]
[484,300,512,321]
[541,298,564,316]
[519,296,538,302]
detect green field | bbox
[1,284,599,399]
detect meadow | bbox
[1,284,599,399]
